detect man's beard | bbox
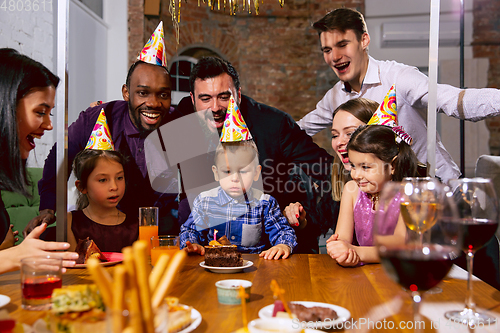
[193,105,226,138]
[128,101,159,134]
[193,94,239,138]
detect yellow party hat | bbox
[220,95,253,142]
[85,109,114,150]
[367,85,412,145]
[367,84,397,127]
[137,21,167,67]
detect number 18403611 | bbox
[1,0,52,12]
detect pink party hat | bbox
[137,21,167,67]
[220,95,253,142]
[367,85,412,145]
[85,109,114,150]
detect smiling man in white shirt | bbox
[298,7,500,184]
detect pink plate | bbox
[71,252,123,268]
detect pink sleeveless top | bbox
[353,190,401,246]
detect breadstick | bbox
[87,257,113,307]
[123,247,144,333]
[133,241,154,333]
[112,265,127,333]
[152,249,187,310]
[149,253,170,293]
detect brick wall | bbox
[128,0,145,66]
[137,0,364,153]
[0,7,55,168]
[473,0,500,155]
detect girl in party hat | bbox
[66,110,138,253]
[326,86,420,266]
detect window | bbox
[79,0,103,18]
[169,56,197,105]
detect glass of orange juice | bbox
[151,235,180,266]
[139,207,159,257]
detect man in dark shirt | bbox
[146,57,333,253]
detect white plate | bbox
[258,301,351,330]
[0,294,10,308]
[178,307,202,333]
[32,307,202,333]
[200,260,253,273]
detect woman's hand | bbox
[283,202,307,229]
[259,244,291,260]
[183,241,205,255]
[23,209,56,238]
[0,224,18,250]
[1,223,78,273]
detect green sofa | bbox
[1,167,42,244]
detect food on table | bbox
[272,300,339,322]
[0,310,24,333]
[51,284,103,313]
[88,240,188,333]
[165,297,193,333]
[45,284,106,333]
[271,300,285,316]
[75,238,108,264]
[205,235,243,267]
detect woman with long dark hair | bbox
[0,48,77,273]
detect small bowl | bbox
[248,318,302,333]
[215,279,252,305]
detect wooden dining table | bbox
[1,253,500,332]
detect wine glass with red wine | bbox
[374,181,461,329]
[444,178,499,327]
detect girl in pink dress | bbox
[326,125,420,266]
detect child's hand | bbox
[327,238,360,266]
[184,241,205,255]
[335,248,360,267]
[259,244,291,260]
[326,233,339,243]
[0,225,18,250]
[283,202,307,228]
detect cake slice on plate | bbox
[75,238,108,264]
[204,235,243,267]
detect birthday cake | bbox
[204,236,243,267]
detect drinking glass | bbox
[151,235,180,266]
[400,177,442,245]
[139,207,159,256]
[400,177,444,294]
[375,181,461,331]
[20,256,63,310]
[445,178,499,326]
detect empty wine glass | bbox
[445,178,499,327]
[375,181,461,331]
